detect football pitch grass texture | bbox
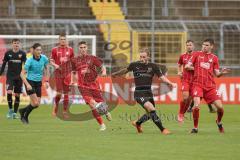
[0,104,239,160]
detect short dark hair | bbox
[78,41,87,46]
[203,38,214,45]
[186,39,194,43]
[59,33,66,38]
[12,39,20,43]
[32,43,41,49]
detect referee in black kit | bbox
[112,48,176,135]
[0,39,26,119]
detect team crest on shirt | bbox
[60,57,68,62]
[209,58,213,63]
[18,54,22,58]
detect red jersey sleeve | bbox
[213,56,220,70]
[51,48,57,61]
[69,47,74,59]
[70,57,76,71]
[178,54,184,66]
[92,56,103,67]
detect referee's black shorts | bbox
[134,87,155,108]
[6,76,23,93]
[25,79,42,97]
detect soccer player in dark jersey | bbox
[112,48,176,135]
[0,39,26,119]
[50,33,74,118]
[19,43,49,124]
[185,39,230,133]
[71,41,111,131]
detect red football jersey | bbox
[178,52,194,83]
[51,46,74,77]
[188,51,219,88]
[71,54,103,84]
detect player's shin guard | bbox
[149,111,165,132]
[192,107,200,128]
[136,114,150,126]
[217,108,224,123]
[92,109,103,125]
[7,93,13,109]
[14,96,20,113]
[63,94,69,112]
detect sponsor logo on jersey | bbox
[200,62,210,69]
[147,67,152,72]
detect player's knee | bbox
[15,96,20,102]
[192,106,200,110]
[63,94,69,101]
[32,100,39,107]
[215,103,223,109]
[144,103,155,112]
[56,93,62,97]
[89,99,96,107]
[15,93,20,97]
[182,97,189,103]
[7,90,13,94]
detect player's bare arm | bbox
[0,61,7,76]
[214,68,231,77]
[177,64,183,77]
[159,75,177,88]
[44,64,50,82]
[50,58,60,69]
[100,65,107,77]
[20,68,32,91]
[111,68,129,77]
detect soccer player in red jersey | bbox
[177,40,195,123]
[71,41,111,131]
[50,33,74,118]
[185,39,230,133]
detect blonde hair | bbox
[139,48,151,57]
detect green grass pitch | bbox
[0,104,240,160]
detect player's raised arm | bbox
[111,68,129,78]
